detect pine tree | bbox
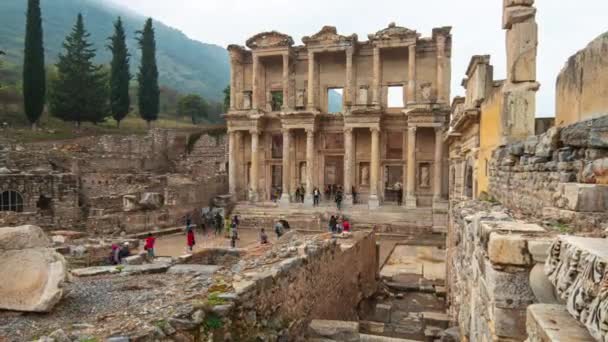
[137,18,160,129]
[49,14,109,127]
[108,17,131,128]
[23,0,46,129]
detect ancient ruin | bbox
[2,1,608,341]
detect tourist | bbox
[343,217,351,232]
[295,187,302,203]
[329,215,337,233]
[214,212,223,235]
[300,185,305,203]
[335,188,343,210]
[352,186,358,204]
[186,214,192,230]
[232,215,240,229]
[110,244,120,265]
[119,242,131,262]
[186,225,196,252]
[313,187,320,206]
[260,228,269,244]
[144,233,156,259]
[230,225,238,248]
[396,183,403,206]
[324,185,330,201]
[274,220,284,238]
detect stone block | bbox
[506,21,538,83]
[503,5,536,29]
[484,260,536,309]
[524,134,539,155]
[562,183,608,212]
[0,225,51,250]
[308,320,360,342]
[167,264,220,276]
[529,263,559,304]
[123,254,144,265]
[526,304,594,342]
[488,233,532,266]
[535,127,561,158]
[527,238,553,263]
[374,303,392,323]
[493,307,527,339]
[0,248,68,312]
[139,192,163,210]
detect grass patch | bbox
[552,222,573,234]
[206,291,227,306]
[203,314,223,331]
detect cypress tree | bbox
[137,18,159,129]
[49,14,109,127]
[23,0,46,129]
[108,17,131,128]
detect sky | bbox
[109,0,608,117]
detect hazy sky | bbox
[109,0,608,117]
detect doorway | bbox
[324,155,344,199]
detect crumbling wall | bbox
[488,115,608,231]
[556,32,608,127]
[447,201,553,341]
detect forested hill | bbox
[0,0,229,101]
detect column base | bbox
[280,194,291,208]
[248,190,258,203]
[368,195,380,210]
[304,194,314,208]
[405,196,417,209]
[343,194,353,208]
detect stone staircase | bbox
[231,202,436,238]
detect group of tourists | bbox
[328,215,351,234]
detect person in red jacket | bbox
[186,225,196,252]
[144,233,156,259]
[342,217,351,232]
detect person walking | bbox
[230,225,238,248]
[214,212,223,236]
[313,187,320,206]
[329,215,337,233]
[335,189,343,210]
[144,233,156,259]
[260,228,269,244]
[342,217,351,232]
[352,186,358,204]
[396,183,403,206]
[186,225,196,252]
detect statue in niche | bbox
[358,86,369,105]
[420,163,430,188]
[300,162,307,184]
[361,164,370,186]
[420,83,432,102]
[243,92,252,109]
[296,89,306,108]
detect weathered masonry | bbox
[225,24,452,209]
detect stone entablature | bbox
[225,24,452,209]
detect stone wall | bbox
[556,32,608,127]
[447,201,554,341]
[488,115,608,231]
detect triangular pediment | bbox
[368,22,419,41]
[246,31,294,49]
[302,26,357,46]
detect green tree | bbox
[108,17,131,128]
[137,18,159,129]
[178,94,208,124]
[49,14,109,127]
[223,85,230,112]
[22,0,46,129]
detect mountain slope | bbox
[0,0,229,101]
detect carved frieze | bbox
[368,22,420,41]
[302,26,357,47]
[246,31,294,49]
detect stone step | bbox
[359,333,422,342]
[421,311,450,329]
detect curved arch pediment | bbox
[245,31,294,49]
[302,26,357,46]
[368,22,419,41]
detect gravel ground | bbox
[0,272,214,341]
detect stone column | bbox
[407,44,417,104]
[372,47,381,106]
[229,56,237,110]
[252,54,260,110]
[433,127,444,202]
[307,51,315,110]
[436,36,446,104]
[280,128,291,206]
[369,127,380,209]
[249,129,259,202]
[304,129,315,206]
[345,47,354,107]
[405,126,417,208]
[282,53,290,110]
[343,127,354,206]
[228,131,237,196]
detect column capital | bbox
[343,127,354,134]
[408,126,418,133]
[249,128,260,135]
[434,126,444,133]
[305,128,315,135]
[281,128,291,135]
[370,126,380,133]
